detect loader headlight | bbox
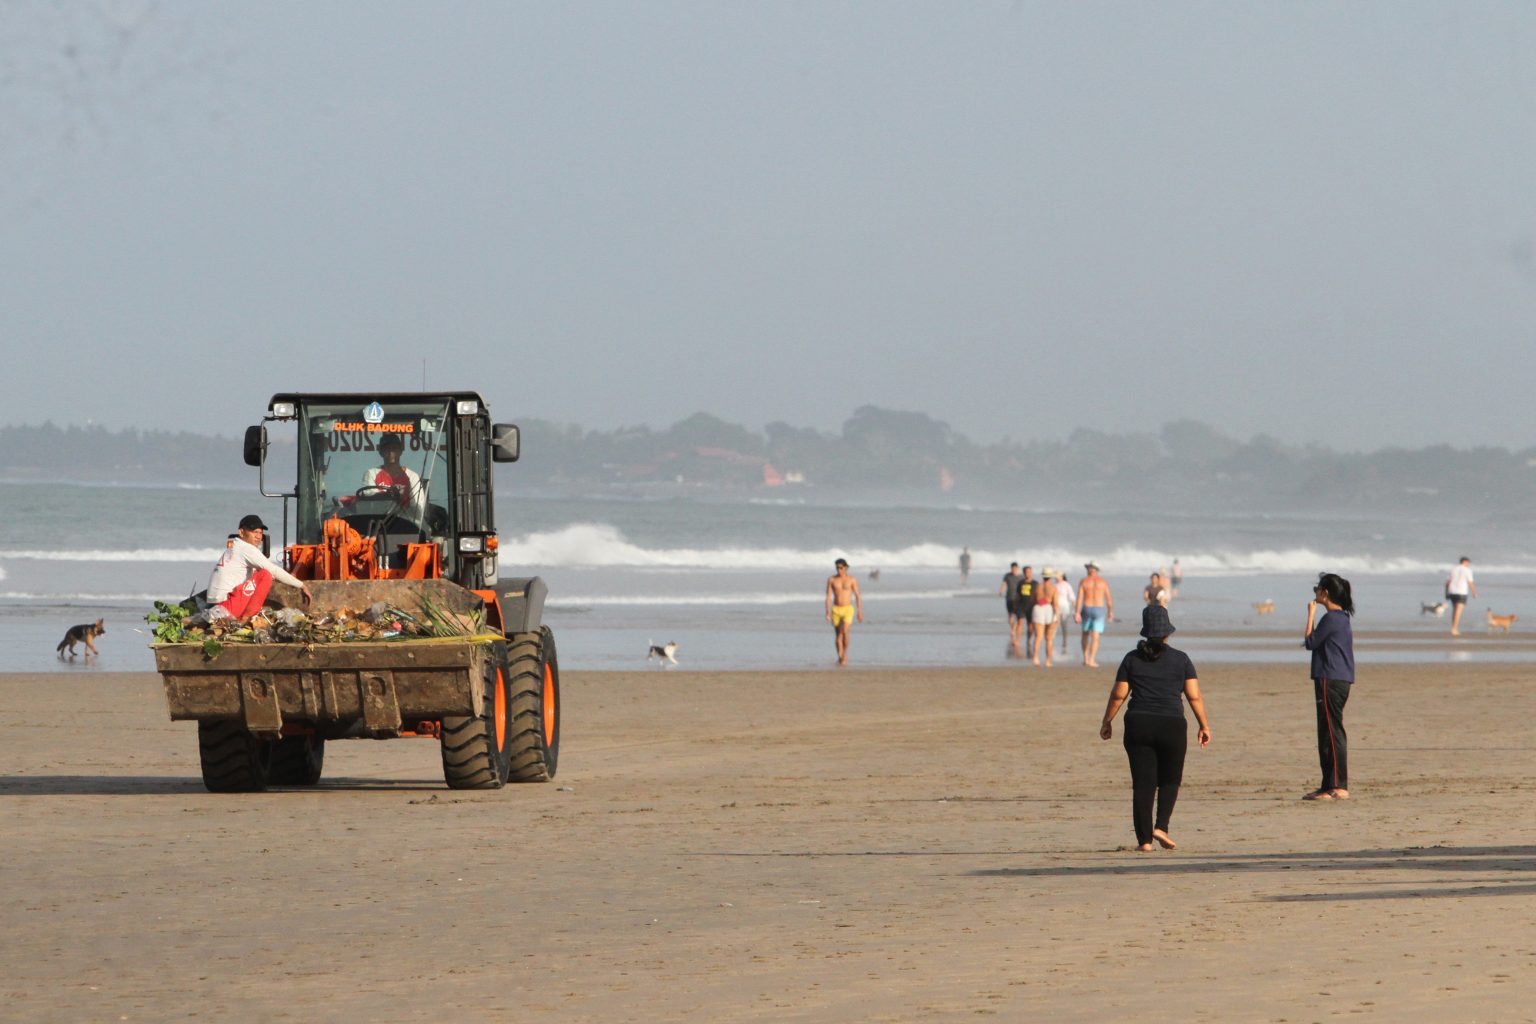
[455,399,480,416]
[459,533,497,554]
[270,401,296,419]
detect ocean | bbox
[5,479,1535,674]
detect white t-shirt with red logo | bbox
[362,464,425,517]
[208,538,305,602]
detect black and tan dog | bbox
[56,618,106,658]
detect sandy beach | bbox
[4,660,1534,1023]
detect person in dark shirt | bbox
[999,563,1023,653]
[1099,605,1212,851]
[1302,572,1356,801]
[1015,566,1037,659]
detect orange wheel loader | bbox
[152,393,559,792]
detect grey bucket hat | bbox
[1140,604,1176,639]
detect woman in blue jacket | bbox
[1303,572,1355,800]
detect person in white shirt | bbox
[361,434,427,521]
[208,514,311,621]
[1054,572,1076,655]
[1446,556,1477,636]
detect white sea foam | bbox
[547,588,961,608]
[1,524,1525,577]
[0,548,218,563]
[0,591,168,602]
[496,524,1524,576]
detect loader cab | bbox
[247,393,519,589]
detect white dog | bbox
[647,640,679,667]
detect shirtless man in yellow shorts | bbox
[825,557,865,666]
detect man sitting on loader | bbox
[208,514,312,622]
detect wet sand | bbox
[3,662,1534,1022]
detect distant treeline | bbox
[1,422,247,485]
[5,411,1536,517]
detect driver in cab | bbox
[361,433,425,518]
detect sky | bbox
[2,1,1534,451]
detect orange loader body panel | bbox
[282,515,506,641]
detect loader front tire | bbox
[440,640,512,789]
[267,734,325,786]
[197,719,272,793]
[506,626,560,782]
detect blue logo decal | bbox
[363,402,385,424]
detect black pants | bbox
[1314,677,1351,791]
[1122,714,1187,845]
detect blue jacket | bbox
[1304,609,1355,682]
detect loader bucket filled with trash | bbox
[146,579,490,651]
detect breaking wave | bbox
[496,524,1519,575]
[3,524,1528,577]
[547,588,959,608]
[0,591,167,602]
[0,548,217,563]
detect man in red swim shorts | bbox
[207,514,312,622]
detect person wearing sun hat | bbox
[1099,604,1212,852]
[1030,567,1060,666]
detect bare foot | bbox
[1329,789,1349,799]
[1136,843,1154,852]
[1152,829,1177,850]
[1302,789,1334,801]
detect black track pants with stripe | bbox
[1314,677,1351,791]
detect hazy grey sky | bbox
[3,1,1534,450]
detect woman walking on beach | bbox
[1099,605,1211,851]
[1303,572,1355,801]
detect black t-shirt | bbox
[1114,645,1197,719]
[1016,578,1036,605]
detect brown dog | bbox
[1487,609,1518,633]
[1253,600,1275,615]
[56,618,106,657]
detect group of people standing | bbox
[998,561,1118,668]
[826,552,1359,851]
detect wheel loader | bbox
[151,392,559,792]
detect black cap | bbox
[238,514,267,532]
[1140,604,1176,638]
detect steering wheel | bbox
[353,485,403,500]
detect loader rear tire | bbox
[506,626,560,782]
[267,734,325,786]
[440,640,512,789]
[197,719,272,793]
